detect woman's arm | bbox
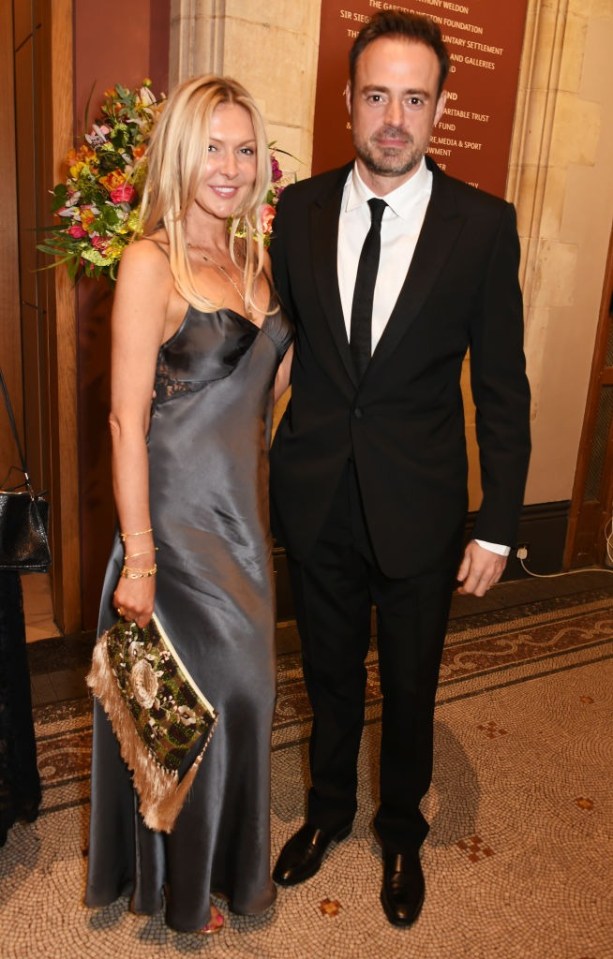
[260,247,293,403]
[109,241,171,627]
[274,344,293,403]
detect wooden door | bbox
[565,223,613,569]
[1,0,80,632]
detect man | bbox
[269,11,531,928]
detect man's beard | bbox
[354,126,422,178]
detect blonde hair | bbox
[139,75,271,315]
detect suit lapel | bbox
[366,164,465,379]
[310,165,358,387]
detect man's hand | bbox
[456,540,507,597]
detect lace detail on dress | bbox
[154,360,205,404]
[153,307,263,403]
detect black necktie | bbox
[349,198,387,380]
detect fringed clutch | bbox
[87,613,218,833]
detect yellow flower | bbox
[99,169,126,192]
[106,239,126,259]
[69,161,90,179]
[67,144,94,165]
[126,210,142,231]
[80,207,97,231]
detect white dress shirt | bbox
[338,159,432,353]
[337,160,509,558]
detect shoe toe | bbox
[381,853,425,927]
[273,823,350,887]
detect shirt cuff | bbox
[474,539,510,557]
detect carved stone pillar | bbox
[169,0,322,176]
[508,0,613,504]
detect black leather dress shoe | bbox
[380,851,425,927]
[272,822,351,886]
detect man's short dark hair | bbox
[349,11,451,97]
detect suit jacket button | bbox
[354,407,363,419]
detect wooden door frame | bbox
[564,222,613,569]
[0,1,22,462]
[2,0,80,633]
[44,0,81,632]
[1,1,80,632]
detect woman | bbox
[85,75,292,935]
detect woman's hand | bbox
[112,574,156,628]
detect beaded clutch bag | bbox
[87,613,218,833]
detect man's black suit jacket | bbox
[269,157,531,579]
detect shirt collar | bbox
[344,157,432,219]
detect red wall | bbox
[74,0,169,126]
[313,0,529,198]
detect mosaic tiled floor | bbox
[1,579,612,958]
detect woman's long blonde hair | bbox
[139,75,272,315]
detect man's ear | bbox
[433,90,447,126]
[345,82,352,116]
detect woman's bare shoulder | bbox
[117,232,172,282]
[140,228,170,255]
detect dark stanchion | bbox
[0,571,41,846]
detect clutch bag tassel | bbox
[86,614,218,834]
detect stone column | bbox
[508,0,613,502]
[169,0,322,178]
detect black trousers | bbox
[286,463,461,852]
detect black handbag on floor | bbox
[0,369,51,573]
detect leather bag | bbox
[0,369,51,573]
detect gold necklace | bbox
[189,245,246,305]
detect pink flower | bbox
[259,203,276,234]
[91,235,110,252]
[67,224,87,239]
[110,183,136,204]
[271,155,283,183]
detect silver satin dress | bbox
[85,303,292,932]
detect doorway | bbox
[565,222,613,569]
[0,0,80,634]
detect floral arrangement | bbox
[39,81,295,284]
[257,149,294,239]
[38,81,166,282]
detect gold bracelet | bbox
[124,547,159,560]
[120,564,157,579]
[120,527,153,542]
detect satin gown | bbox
[86,302,292,932]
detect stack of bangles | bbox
[119,526,158,579]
